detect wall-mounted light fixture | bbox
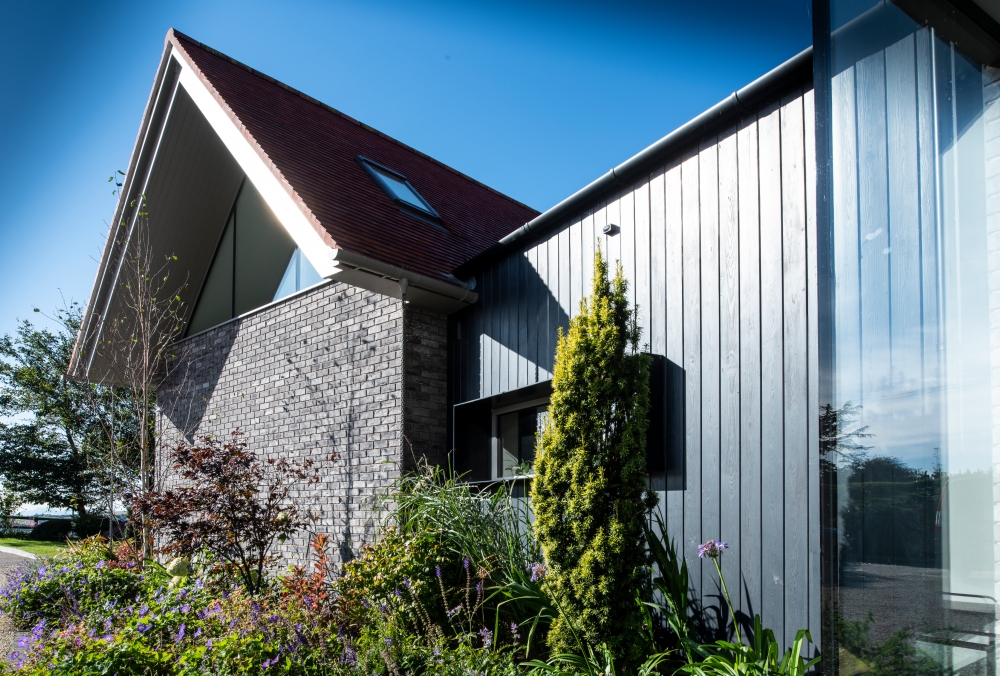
[603,222,620,236]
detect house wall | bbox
[450,85,819,649]
[157,281,448,567]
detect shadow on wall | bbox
[453,254,686,490]
[157,287,398,565]
[158,320,240,442]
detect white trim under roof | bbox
[170,50,335,279]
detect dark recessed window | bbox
[358,156,440,219]
[494,402,548,479]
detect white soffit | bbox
[170,51,336,279]
[974,0,1000,25]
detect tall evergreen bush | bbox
[531,246,657,669]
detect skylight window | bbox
[358,156,440,219]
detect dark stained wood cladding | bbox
[449,88,820,651]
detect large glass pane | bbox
[498,411,519,478]
[822,3,1000,675]
[233,180,296,316]
[187,211,234,336]
[273,248,324,302]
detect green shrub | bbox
[29,518,70,541]
[531,245,657,670]
[335,526,466,634]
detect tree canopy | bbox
[0,305,142,516]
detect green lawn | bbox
[0,537,68,559]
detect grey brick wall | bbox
[156,281,447,568]
[402,306,448,472]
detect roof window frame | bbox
[357,155,443,222]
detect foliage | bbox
[95,198,189,556]
[643,511,691,645]
[675,543,819,676]
[134,431,318,594]
[525,641,673,676]
[0,306,143,516]
[531,246,657,669]
[29,519,70,542]
[0,536,142,629]
[387,460,538,582]
[0,488,24,536]
[0,537,344,675]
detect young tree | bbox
[531,246,657,670]
[134,431,318,594]
[95,196,188,553]
[0,306,140,518]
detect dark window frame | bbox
[357,155,444,224]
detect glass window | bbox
[187,211,234,336]
[820,2,1000,673]
[360,158,439,217]
[274,248,323,302]
[495,404,547,478]
[187,178,323,336]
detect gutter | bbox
[455,46,812,277]
[329,248,478,304]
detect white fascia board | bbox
[171,51,335,278]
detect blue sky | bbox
[0,0,811,339]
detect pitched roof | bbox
[168,29,538,283]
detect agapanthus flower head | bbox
[526,562,548,582]
[697,540,729,559]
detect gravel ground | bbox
[0,551,33,663]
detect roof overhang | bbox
[69,31,476,383]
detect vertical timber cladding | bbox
[157,281,448,569]
[449,88,820,649]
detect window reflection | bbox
[824,3,1000,675]
[495,405,547,478]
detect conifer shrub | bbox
[530,246,657,670]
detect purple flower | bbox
[340,645,359,666]
[435,565,442,579]
[478,627,493,648]
[476,582,483,594]
[511,622,521,642]
[394,588,402,599]
[697,540,729,559]
[180,604,190,614]
[463,557,470,570]
[104,618,112,631]
[384,636,393,648]
[175,624,185,642]
[136,622,151,634]
[526,562,547,582]
[95,561,105,569]
[194,627,202,638]
[403,576,411,588]
[138,604,149,617]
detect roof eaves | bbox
[454,46,813,277]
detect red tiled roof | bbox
[169,29,538,283]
